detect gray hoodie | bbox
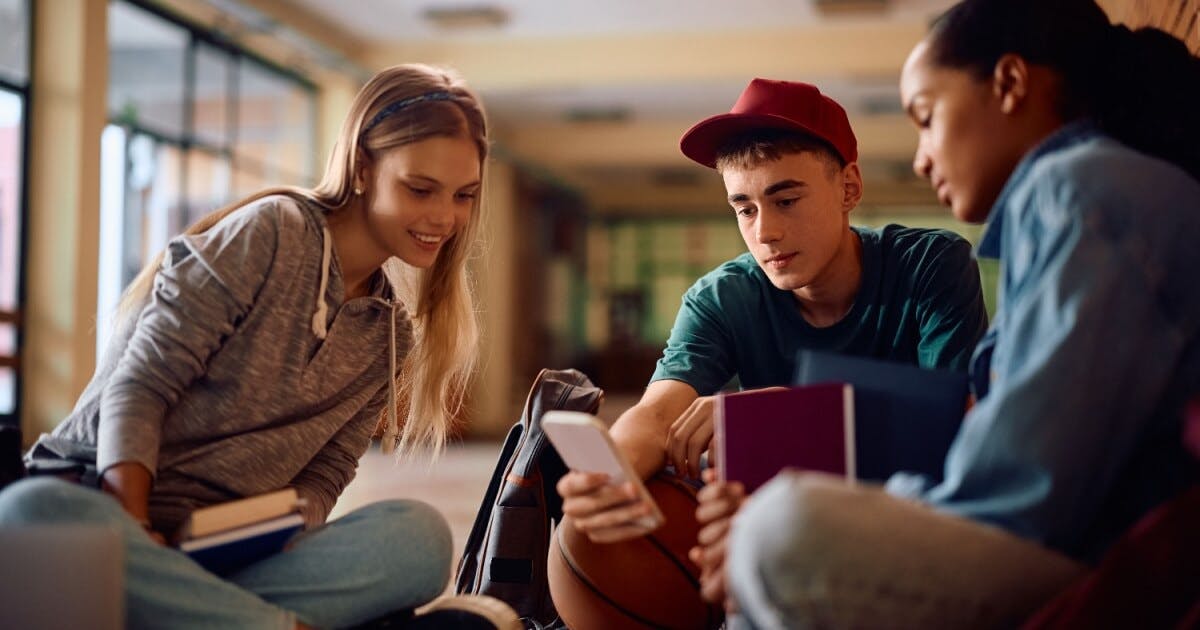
[31,195,412,532]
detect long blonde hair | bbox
[117,64,488,455]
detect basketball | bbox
[547,473,725,630]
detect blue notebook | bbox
[793,350,968,483]
[179,513,303,575]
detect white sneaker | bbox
[411,594,522,630]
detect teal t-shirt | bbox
[650,224,988,394]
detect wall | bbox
[22,0,107,439]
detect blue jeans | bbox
[726,473,1085,629]
[0,477,452,629]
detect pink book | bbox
[715,383,855,493]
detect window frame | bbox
[99,0,318,334]
[107,0,318,260]
[0,0,33,427]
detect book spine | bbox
[843,384,856,483]
[715,392,728,483]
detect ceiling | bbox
[272,0,961,214]
[288,0,953,42]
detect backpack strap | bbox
[454,420,525,595]
[453,368,603,625]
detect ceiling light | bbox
[563,106,631,124]
[812,0,889,15]
[421,5,509,30]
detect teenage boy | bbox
[558,78,987,542]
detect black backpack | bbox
[455,368,603,628]
[0,425,26,491]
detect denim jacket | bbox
[888,122,1200,562]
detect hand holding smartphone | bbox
[544,410,664,533]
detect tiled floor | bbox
[330,440,502,562]
[329,394,642,576]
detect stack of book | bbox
[175,488,305,575]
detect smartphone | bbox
[543,410,664,532]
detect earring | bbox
[354,187,363,196]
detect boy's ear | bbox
[992,53,1030,115]
[840,162,864,211]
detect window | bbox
[586,218,748,349]
[585,212,989,349]
[234,60,315,194]
[98,0,317,349]
[107,2,188,138]
[0,0,30,423]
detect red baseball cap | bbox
[679,78,858,169]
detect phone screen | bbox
[545,421,629,484]
[544,411,664,531]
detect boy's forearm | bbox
[608,379,701,480]
[610,405,670,480]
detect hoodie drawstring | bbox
[382,302,399,454]
[310,226,333,340]
[310,224,400,453]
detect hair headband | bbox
[361,91,456,137]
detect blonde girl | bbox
[2,64,490,630]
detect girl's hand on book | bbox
[690,468,745,606]
[101,461,163,544]
[141,524,167,546]
[102,461,168,546]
